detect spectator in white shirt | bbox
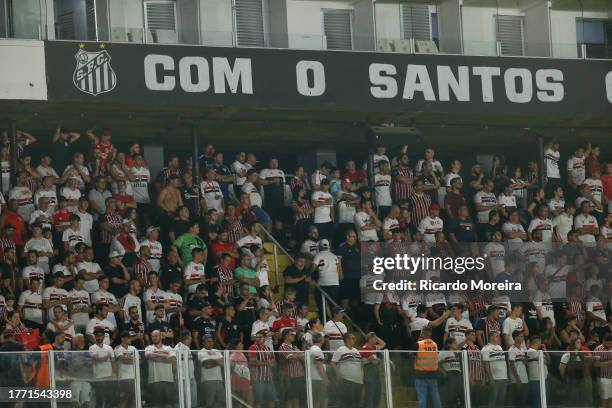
[574,201,599,246]
[553,203,576,243]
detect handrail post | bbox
[383,350,393,408]
[134,350,143,408]
[461,350,471,408]
[49,350,57,408]
[223,350,233,408]
[305,350,314,408]
[538,350,547,408]
[176,348,185,408]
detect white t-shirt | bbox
[130,166,151,204]
[415,159,443,174]
[586,296,606,326]
[409,316,431,333]
[533,290,555,326]
[474,191,497,223]
[63,165,90,190]
[144,288,167,324]
[299,239,319,256]
[354,211,379,242]
[553,213,573,243]
[482,344,508,380]
[418,216,444,244]
[76,211,93,246]
[527,217,553,243]
[313,251,339,286]
[548,198,565,215]
[242,181,262,208]
[62,228,85,249]
[336,191,358,224]
[508,344,529,383]
[544,264,570,299]
[120,293,142,324]
[42,286,69,321]
[68,288,91,328]
[331,346,363,384]
[60,186,81,204]
[438,350,461,372]
[527,348,548,381]
[323,319,347,351]
[498,193,517,209]
[251,320,274,349]
[483,242,506,277]
[491,295,511,319]
[18,289,43,324]
[89,344,114,378]
[22,265,45,284]
[584,178,603,211]
[201,180,224,212]
[34,188,58,212]
[77,261,102,293]
[85,317,116,345]
[444,317,473,344]
[36,165,59,179]
[24,238,53,273]
[197,348,224,381]
[144,344,175,383]
[382,217,400,238]
[544,148,560,178]
[374,173,392,206]
[114,344,137,379]
[574,213,598,245]
[140,239,163,272]
[502,316,525,338]
[309,345,326,381]
[502,222,525,251]
[567,155,586,185]
[232,161,248,187]
[311,191,333,223]
[91,289,119,327]
[9,186,34,220]
[184,262,206,294]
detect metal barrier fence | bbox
[1,349,609,407]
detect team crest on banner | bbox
[73,46,117,96]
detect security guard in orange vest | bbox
[414,326,442,408]
[28,331,54,388]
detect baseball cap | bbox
[109,251,122,259]
[319,239,330,250]
[146,226,160,235]
[486,305,499,314]
[120,330,131,339]
[320,178,330,185]
[122,219,131,225]
[332,306,344,315]
[416,304,428,314]
[93,327,106,335]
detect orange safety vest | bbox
[415,339,439,372]
[28,343,53,387]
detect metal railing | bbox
[259,226,366,337]
[7,349,606,407]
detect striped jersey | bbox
[279,342,305,378]
[248,344,275,381]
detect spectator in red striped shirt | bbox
[248,332,277,407]
[279,330,305,408]
[213,254,235,298]
[133,245,153,288]
[594,333,612,404]
[462,329,486,405]
[393,153,413,203]
[408,179,432,228]
[272,303,298,343]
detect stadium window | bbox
[576,18,610,59]
[144,0,178,44]
[495,14,525,56]
[234,0,268,48]
[401,3,431,41]
[322,9,354,50]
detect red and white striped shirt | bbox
[228,221,244,244]
[393,165,413,202]
[594,344,612,379]
[133,258,152,286]
[248,344,275,381]
[100,212,122,244]
[566,295,585,324]
[215,264,235,298]
[408,192,431,228]
[279,342,305,378]
[462,343,485,382]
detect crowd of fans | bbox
[0,126,610,407]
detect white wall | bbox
[108,0,144,43]
[0,40,47,100]
[462,6,523,56]
[550,9,609,58]
[199,0,233,46]
[522,0,550,56]
[286,0,354,49]
[374,3,401,40]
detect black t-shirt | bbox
[159,262,183,291]
[283,265,309,305]
[192,315,216,344]
[218,318,241,344]
[148,318,173,345]
[523,302,540,335]
[213,163,232,198]
[52,139,72,174]
[449,217,477,242]
[104,265,128,298]
[180,185,200,219]
[466,174,483,200]
[232,296,257,328]
[121,320,146,349]
[481,222,501,242]
[336,242,361,280]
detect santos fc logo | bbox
[73,44,117,96]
